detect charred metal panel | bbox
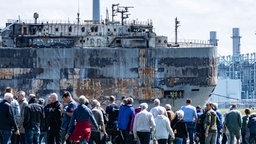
[0,49,35,68]
[36,68,60,79]
[121,39,147,48]
[0,47,217,101]
[13,24,22,36]
[16,37,76,48]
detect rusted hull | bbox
[0,46,217,109]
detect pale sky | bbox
[1,0,256,56]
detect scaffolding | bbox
[218,52,256,99]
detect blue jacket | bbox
[61,100,77,129]
[67,104,98,134]
[0,100,18,131]
[117,104,135,130]
[214,108,223,131]
[248,115,256,134]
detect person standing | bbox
[38,98,47,144]
[117,97,135,144]
[23,94,45,144]
[153,106,174,144]
[130,106,142,144]
[241,108,251,144]
[165,104,176,124]
[0,92,20,144]
[195,107,207,144]
[212,103,223,144]
[46,93,63,144]
[5,87,21,144]
[204,102,219,144]
[222,112,229,144]
[17,90,28,144]
[194,105,203,144]
[173,110,188,144]
[165,104,176,144]
[133,103,155,144]
[247,113,256,143]
[89,100,108,144]
[106,95,119,144]
[66,95,99,143]
[40,96,54,144]
[150,98,166,118]
[225,104,242,144]
[61,91,77,144]
[180,98,197,144]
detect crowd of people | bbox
[1,86,256,144]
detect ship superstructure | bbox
[0,3,217,109]
[2,13,166,49]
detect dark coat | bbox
[23,97,44,131]
[248,115,256,134]
[45,101,62,131]
[0,100,18,131]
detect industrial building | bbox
[210,28,256,108]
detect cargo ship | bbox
[0,2,217,110]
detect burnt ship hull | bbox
[0,46,217,109]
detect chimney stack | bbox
[231,28,241,57]
[93,0,100,23]
[209,31,218,46]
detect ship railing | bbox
[7,19,153,27]
[7,19,106,25]
[125,20,153,26]
[8,19,79,25]
[7,19,153,26]
[167,39,214,48]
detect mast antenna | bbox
[77,0,80,24]
[175,17,180,45]
[112,3,119,22]
[106,8,109,22]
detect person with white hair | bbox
[153,106,175,144]
[89,99,108,144]
[133,103,155,144]
[0,92,20,143]
[66,95,98,143]
[17,90,28,144]
[150,98,167,118]
[5,87,21,144]
[165,104,176,144]
[165,104,175,123]
[173,110,188,144]
[46,93,63,144]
